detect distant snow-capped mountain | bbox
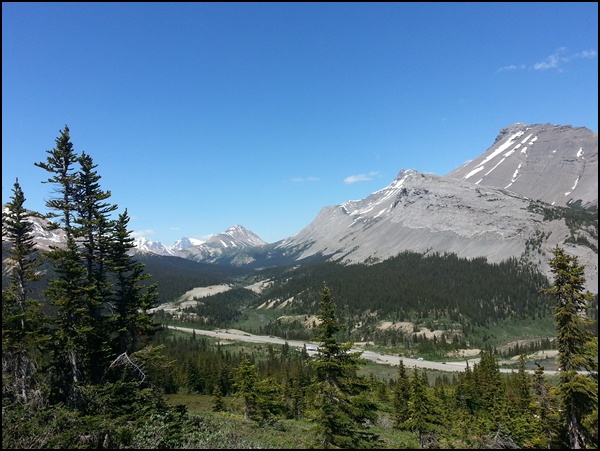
[1,206,264,264]
[132,225,267,263]
[171,236,207,252]
[208,225,266,248]
[174,225,267,265]
[133,237,176,256]
[134,235,211,256]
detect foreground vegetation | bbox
[2,126,598,448]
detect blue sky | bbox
[3,2,598,245]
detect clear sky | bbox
[3,2,598,245]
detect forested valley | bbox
[2,126,598,448]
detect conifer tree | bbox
[35,126,96,405]
[34,126,158,402]
[233,356,258,420]
[307,284,380,448]
[500,354,538,447]
[211,382,225,412]
[44,236,93,405]
[455,363,477,414]
[530,362,558,448]
[542,246,598,449]
[74,151,119,382]
[109,209,157,356]
[74,151,118,281]
[252,376,285,425]
[1,179,48,405]
[514,354,532,415]
[392,359,411,428]
[34,125,79,236]
[402,368,443,449]
[473,350,504,414]
[283,363,310,420]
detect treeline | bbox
[0,245,243,307]
[151,331,313,400]
[497,337,556,359]
[527,200,598,253]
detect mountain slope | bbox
[271,123,598,292]
[446,123,598,208]
[277,169,533,263]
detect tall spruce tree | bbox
[35,126,96,405]
[74,151,119,383]
[455,362,478,414]
[542,246,598,449]
[514,354,532,415]
[1,179,47,405]
[211,382,225,412]
[473,350,505,427]
[110,209,157,356]
[307,284,380,449]
[74,151,117,293]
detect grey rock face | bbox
[447,123,598,209]
[278,170,536,265]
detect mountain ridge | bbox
[133,224,265,257]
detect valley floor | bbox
[166,325,560,375]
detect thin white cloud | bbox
[344,171,379,184]
[533,51,562,71]
[573,49,597,59]
[290,176,320,183]
[496,64,526,73]
[497,48,597,73]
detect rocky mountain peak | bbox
[493,122,529,144]
[447,122,598,209]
